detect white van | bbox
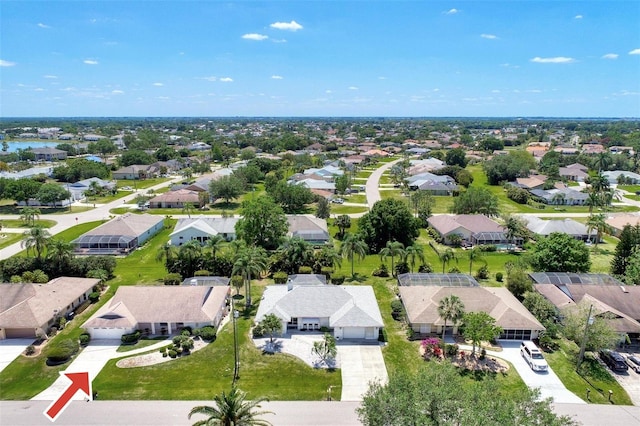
[520,341,548,372]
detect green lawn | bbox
[544,338,632,405]
[0,232,23,250]
[0,219,56,228]
[116,337,169,353]
[331,205,369,215]
[116,178,169,190]
[89,191,130,204]
[355,170,372,179]
[343,194,367,204]
[618,185,640,193]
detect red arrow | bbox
[44,372,92,422]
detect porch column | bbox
[167,323,172,334]
[151,323,156,334]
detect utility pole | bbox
[577,304,594,371]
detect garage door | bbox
[4,328,36,339]
[89,328,126,340]
[343,327,365,339]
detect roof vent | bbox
[621,286,629,293]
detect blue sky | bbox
[1,1,639,117]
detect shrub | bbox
[506,186,530,204]
[475,265,490,280]
[194,326,217,341]
[378,328,388,342]
[25,345,35,356]
[479,244,497,252]
[168,350,177,358]
[79,333,91,346]
[164,273,182,286]
[298,266,313,274]
[121,330,142,344]
[272,271,288,284]
[448,266,461,273]
[194,269,210,276]
[320,267,333,280]
[172,336,183,345]
[46,339,79,364]
[372,263,389,277]
[480,348,487,360]
[418,263,433,273]
[88,292,100,303]
[495,272,503,282]
[252,324,265,338]
[181,327,192,336]
[162,352,168,357]
[395,261,410,275]
[331,274,345,285]
[445,343,459,357]
[390,300,405,320]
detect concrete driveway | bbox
[337,344,388,401]
[0,339,33,374]
[604,349,640,406]
[495,341,585,404]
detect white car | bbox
[332,198,344,204]
[520,341,548,372]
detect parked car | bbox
[599,349,629,372]
[332,198,344,204]
[626,355,640,373]
[520,341,548,372]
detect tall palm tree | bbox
[404,244,425,273]
[593,152,612,173]
[206,235,226,262]
[437,295,465,341]
[21,225,51,261]
[182,202,195,218]
[440,248,458,273]
[156,242,178,270]
[232,246,267,307]
[228,239,247,256]
[278,236,314,274]
[178,240,203,278]
[315,245,342,271]
[586,213,611,253]
[339,234,368,277]
[378,241,405,276]
[188,387,272,426]
[467,247,486,276]
[503,215,528,249]
[585,191,601,214]
[46,238,74,272]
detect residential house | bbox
[582,143,606,155]
[29,147,68,161]
[530,187,589,205]
[530,273,640,342]
[182,276,230,286]
[515,174,548,191]
[0,277,99,339]
[559,163,589,182]
[605,213,640,237]
[0,166,53,180]
[67,177,116,201]
[112,165,157,180]
[255,281,383,340]
[83,285,229,339]
[170,217,240,245]
[408,158,445,175]
[73,213,164,255]
[148,189,201,209]
[603,170,640,185]
[524,217,595,242]
[286,215,330,245]
[406,172,458,195]
[397,274,545,340]
[427,214,509,246]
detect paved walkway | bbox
[337,344,388,401]
[31,339,171,401]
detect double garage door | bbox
[343,327,376,339]
[3,328,36,339]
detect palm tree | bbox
[178,240,203,278]
[278,236,314,274]
[440,248,458,274]
[378,241,405,276]
[586,213,611,253]
[46,238,74,272]
[21,225,51,260]
[503,215,527,249]
[339,234,368,277]
[404,244,425,273]
[182,202,195,218]
[467,247,486,276]
[232,246,267,307]
[205,235,226,262]
[188,387,272,426]
[437,295,465,341]
[551,192,565,206]
[228,239,247,256]
[585,191,601,214]
[20,207,41,226]
[156,242,178,270]
[593,152,612,173]
[315,245,342,271]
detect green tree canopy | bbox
[36,183,70,206]
[209,175,245,205]
[358,199,420,253]
[529,232,591,273]
[445,147,468,168]
[236,196,287,250]
[450,187,499,217]
[461,311,503,355]
[483,150,537,185]
[611,224,640,276]
[269,182,315,214]
[562,301,619,352]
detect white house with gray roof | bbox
[255,283,383,340]
[524,217,595,242]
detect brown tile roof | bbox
[149,189,200,203]
[606,214,640,232]
[399,286,544,330]
[427,214,504,236]
[83,213,164,238]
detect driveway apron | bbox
[337,344,388,401]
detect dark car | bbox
[627,355,640,373]
[599,350,629,372]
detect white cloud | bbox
[348,86,359,90]
[602,53,618,60]
[445,8,459,15]
[491,90,501,93]
[37,23,51,29]
[270,20,303,31]
[0,59,16,67]
[629,48,640,55]
[574,15,583,19]
[271,75,283,80]
[44,75,58,79]
[378,76,387,80]
[112,90,124,94]
[325,90,333,94]
[83,59,99,65]
[242,33,268,41]
[34,88,45,92]
[153,82,164,86]
[202,76,217,82]
[481,34,498,40]
[219,77,233,82]
[530,56,575,63]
